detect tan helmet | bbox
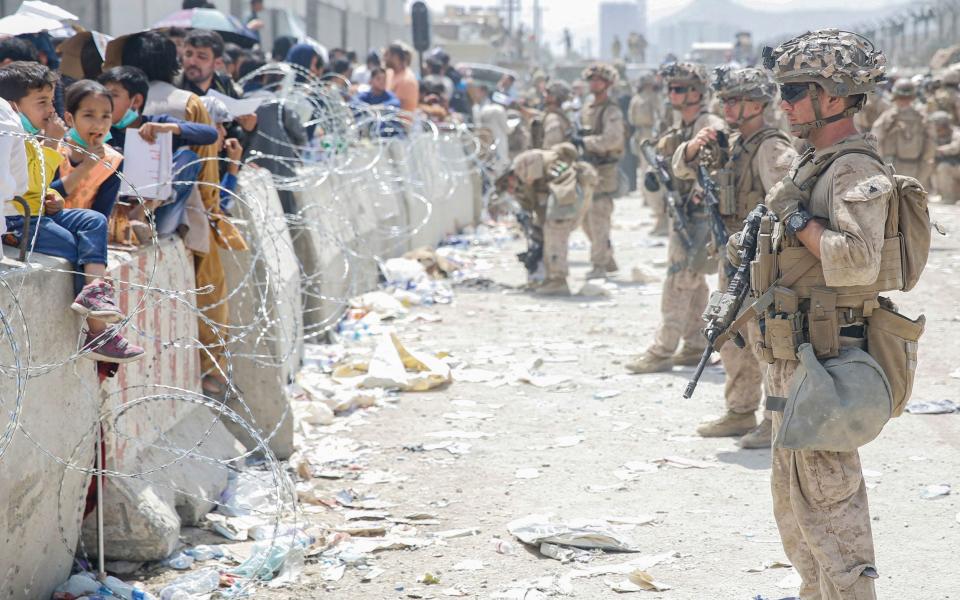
[546,80,571,103]
[659,61,709,92]
[930,110,952,126]
[892,78,917,98]
[581,62,619,86]
[942,69,960,87]
[762,29,885,96]
[762,29,885,136]
[713,66,776,102]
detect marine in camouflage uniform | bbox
[931,109,960,204]
[541,81,573,148]
[871,79,935,188]
[926,69,960,125]
[748,30,896,599]
[574,63,626,279]
[626,62,726,374]
[508,143,597,295]
[671,67,797,447]
[629,74,668,235]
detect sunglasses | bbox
[668,85,689,94]
[779,83,810,104]
[722,97,743,106]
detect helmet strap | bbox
[793,83,862,138]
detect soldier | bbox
[540,81,572,148]
[629,74,667,235]
[745,29,906,598]
[573,62,626,279]
[625,62,725,374]
[926,69,960,124]
[931,110,960,204]
[671,67,797,447]
[503,143,597,295]
[871,79,935,187]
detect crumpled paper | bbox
[507,514,640,552]
[333,332,451,391]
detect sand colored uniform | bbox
[759,134,892,600]
[871,105,935,187]
[580,97,625,270]
[673,127,796,413]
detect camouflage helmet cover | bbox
[762,29,886,97]
[659,61,709,92]
[713,66,777,101]
[891,78,917,97]
[546,80,572,102]
[929,110,952,126]
[582,62,619,85]
[942,69,960,86]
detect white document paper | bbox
[206,89,265,118]
[119,130,173,200]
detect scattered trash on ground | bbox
[507,514,642,552]
[905,399,960,414]
[920,483,951,499]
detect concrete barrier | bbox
[221,167,303,460]
[78,238,244,562]
[0,250,98,600]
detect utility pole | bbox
[533,0,542,63]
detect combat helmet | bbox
[762,29,886,136]
[545,80,571,104]
[660,61,709,108]
[891,78,917,98]
[581,62,619,86]
[712,66,776,128]
[713,66,777,102]
[929,110,952,127]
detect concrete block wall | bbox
[0,133,480,597]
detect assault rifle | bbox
[683,204,769,399]
[696,164,733,279]
[515,210,544,274]
[639,139,693,250]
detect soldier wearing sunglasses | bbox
[736,30,901,600]
[626,61,726,375]
[670,67,797,448]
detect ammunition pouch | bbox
[865,301,925,417]
[716,168,737,217]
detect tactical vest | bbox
[716,127,791,229]
[656,109,713,200]
[583,99,623,163]
[880,108,927,161]
[749,139,925,361]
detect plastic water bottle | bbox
[184,544,224,561]
[102,576,157,600]
[165,552,194,570]
[489,538,517,555]
[158,568,221,600]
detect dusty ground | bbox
[150,192,960,599]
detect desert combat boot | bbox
[535,278,571,296]
[625,350,673,374]
[696,410,757,438]
[737,417,772,448]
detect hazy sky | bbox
[418,0,903,55]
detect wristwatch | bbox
[785,208,813,234]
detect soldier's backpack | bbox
[793,143,931,292]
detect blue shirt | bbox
[355,90,401,109]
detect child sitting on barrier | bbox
[98,66,219,239]
[52,80,124,217]
[0,61,144,364]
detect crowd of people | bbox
[0,0,513,401]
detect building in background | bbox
[599,1,646,62]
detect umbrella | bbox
[152,8,258,48]
[0,12,62,36]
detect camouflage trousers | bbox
[543,217,580,280]
[934,161,960,204]
[718,265,766,414]
[583,194,614,268]
[648,228,708,357]
[769,360,878,600]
